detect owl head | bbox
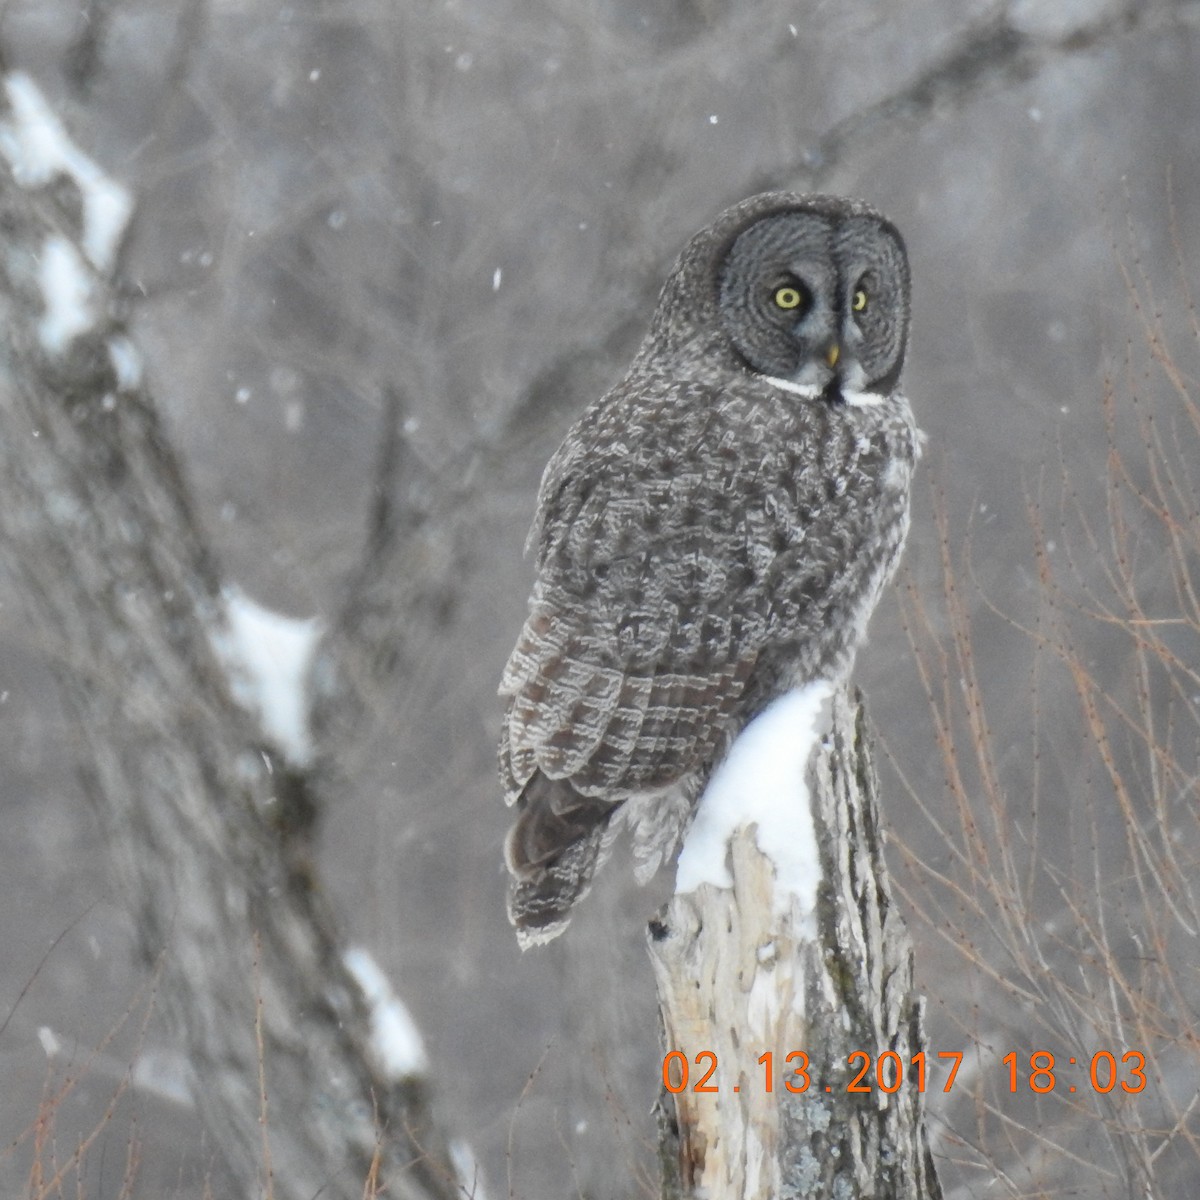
[650,192,910,405]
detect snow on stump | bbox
[649,685,942,1200]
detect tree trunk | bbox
[0,68,465,1200]
[649,689,942,1199]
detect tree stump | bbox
[649,687,942,1200]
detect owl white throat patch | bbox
[762,374,887,408]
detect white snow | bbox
[107,335,143,390]
[131,1047,195,1106]
[0,72,133,271]
[36,1026,60,1058]
[211,586,322,766]
[0,72,134,357]
[450,1139,491,1200]
[675,680,832,932]
[343,946,429,1080]
[37,235,94,354]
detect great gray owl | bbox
[499,191,917,947]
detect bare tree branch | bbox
[308,385,466,769]
[750,0,1192,188]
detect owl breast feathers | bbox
[499,191,919,946]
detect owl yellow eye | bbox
[774,286,804,310]
[852,289,868,312]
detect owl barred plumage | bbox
[499,192,918,947]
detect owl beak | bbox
[824,342,841,369]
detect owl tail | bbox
[504,771,618,948]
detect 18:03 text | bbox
[662,1050,1148,1095]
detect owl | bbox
[499,192,917,946]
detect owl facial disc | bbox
[715,201,910,406]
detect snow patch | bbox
[343,946,429,1080]
[449,1138,490,1200]
[107,335,142,390]
[211,586,322,766]
[37,235,94,353]
[675,680,831,935]
[132,1047,195,1106]
[0,72,133,271]
[37,1026,60,1058]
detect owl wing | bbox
[499,593,761,803]
[499,380,770,806]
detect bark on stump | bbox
[649,689,942,1200]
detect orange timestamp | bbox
[662,1049,1148,1096]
